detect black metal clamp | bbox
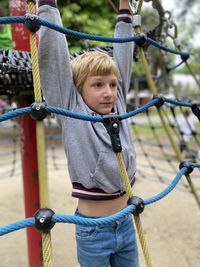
[153,95,165,109]
[135,33,147,47]
[34,208,55,232]
[191,103,200,121]
[24,13,40,33]
[103,114,122,153]
[179,161,194,175]
[180,52,190,62]
[30,102,50,121]
[127,196,145,215]
[26,0,37,3]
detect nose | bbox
[103,85,113,97]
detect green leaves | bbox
[60,1,116,51]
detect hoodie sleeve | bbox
[113,9,134,100]
[38,0,75,110]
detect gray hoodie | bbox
[38,5,136,200]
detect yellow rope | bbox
[134,215,154,267]
[184,60,200,89]
[134,22,200,208]
[115,153,155,267]
[136,0,144,15]
[42,233,53,267]
[116,153,133,197]
[27,2,53,267]
[112,3,155,266]
[176,47,200,90]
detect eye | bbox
[92,82,102,88]
[96,82,102,87]
[110,83,117,88]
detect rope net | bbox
[0,0,200,266]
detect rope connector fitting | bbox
[191,103,200,121]
[24,13,40,33]
[165,67,171,74]
[34,208,55,232]
[180,52,190,62]
[127,196,145,215]
[152,95,165,109]
[26,0,37,3]
[179,161,194,175]
[135,33,147,47]
[103,114,122,153]
[30,102,50,121]
[132,15,141,28]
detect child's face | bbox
[82,74,118,115]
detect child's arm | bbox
[38,0,74,110]
[113,0,134,99]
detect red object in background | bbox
[9,1,43,267]
[9,0,30,51]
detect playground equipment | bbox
[0,0,200,267]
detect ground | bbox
[0,122,200,267]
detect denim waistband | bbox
[75,209,100,219]
[75,209,131,228]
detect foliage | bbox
[1,0,199,93]
[176,48,200,75]
[0,0,9,15]
[176,0,200,16]
[59,0,118,51]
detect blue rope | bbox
[0,206,134,236]
[0,107,31,122]
[167,61,185,73]
[0,218,34,236]
[1,165,198,236]
[53,205,134,226]
[0,96,197,123]
[0,14,198,238]
[0,16,25,25]
[46,99,159,122]
[147,37,188,57]
[39,18,141,43]
[156,61,185,80]
[163,97,192,108]
[38,18,189,58]
[144,167,188,205]
[0,16,189,58]
[191,163,200,168]
[46,106,103,122]
[121,98,159,120]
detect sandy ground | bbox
[0,125,200,267]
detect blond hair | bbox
[71,51,120,92]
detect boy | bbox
[38,0,139,266]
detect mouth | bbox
[100,102,113,105]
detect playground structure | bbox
[0,0,200,267]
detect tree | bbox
[177,0,200,15]
[59,0,117,51]
[2,0,198,86]
[1,0,9,14]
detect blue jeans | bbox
[75,211,140,267]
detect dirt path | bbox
[1,166,200,267]
[0,123,200,267]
